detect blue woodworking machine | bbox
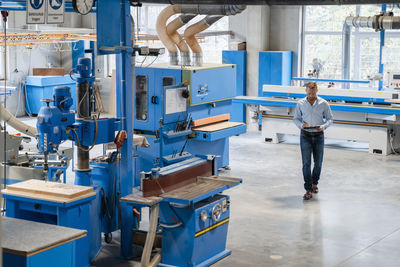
[1,1,244,267]
[134,64,246,182]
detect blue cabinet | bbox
[223,50,247,123]
[258,51,292,96]
[25,75,77,115]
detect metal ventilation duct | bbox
[139,0,400,5]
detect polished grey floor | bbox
[90,131,400,267]
[7,119,399,267]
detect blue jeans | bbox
[300,133,324,192]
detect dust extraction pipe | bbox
[0,103,37,137]
[157,4,246,65]
[140,0,400,5]
[184,15,224,66]
[345,15,400,31]
[342,14,400,85]
[167,14,197,66]
[156,5,181,65]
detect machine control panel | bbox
[386,72,400,89]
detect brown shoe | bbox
[312,184,319,193]
[303,191,312,200]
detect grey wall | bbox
[269,6,302,77]
[229,5,302,130]
[229,6,303,91]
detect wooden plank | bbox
[3,180,95,203]
[193,121,243,132]
[192,114,230,127]
[32,68,65,76]
[1,189,96,204]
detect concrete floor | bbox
[90,131,400,267]
[6,119,400,266]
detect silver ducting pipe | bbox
[180,4,246,15]
[140,0,399,5]
[345,15,400,31]
[342,23,351,88]
[342,14,400,87]
[0,103,37,137]
[184,15,224,66]
[167,14,197,66]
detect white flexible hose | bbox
[0,102,37,137]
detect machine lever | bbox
[114,130,127,149]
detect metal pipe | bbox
[342,13,400,87]
[345,15,400,31]
[76,81,90,171]
[140,0,399,5]
[179,4,246,15]
[342,22,351,88]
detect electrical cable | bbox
[69,115,98,152]
[144,55,159,68]
[389,132,400,154]
[69,69,77,81]
[23,82,33,117]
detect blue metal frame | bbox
[378,4,387,91]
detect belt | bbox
[301,130,324,136]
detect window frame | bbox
[301,5,400,82]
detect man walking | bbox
[293,82,333,200]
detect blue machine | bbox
[134,64,247,181]
[1,1,244,266]
[6,57,122,267]
[123,156,242,267]
[25,75,77,115]
[159,194,232,267]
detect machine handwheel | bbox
[104,233,113,244]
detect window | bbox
[302,4,400,88]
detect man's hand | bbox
[302,122,310,128]
[316,125,323,132]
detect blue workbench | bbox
[2,217,86,267]
[2,180,97,267]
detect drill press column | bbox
[75,58,95,186]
